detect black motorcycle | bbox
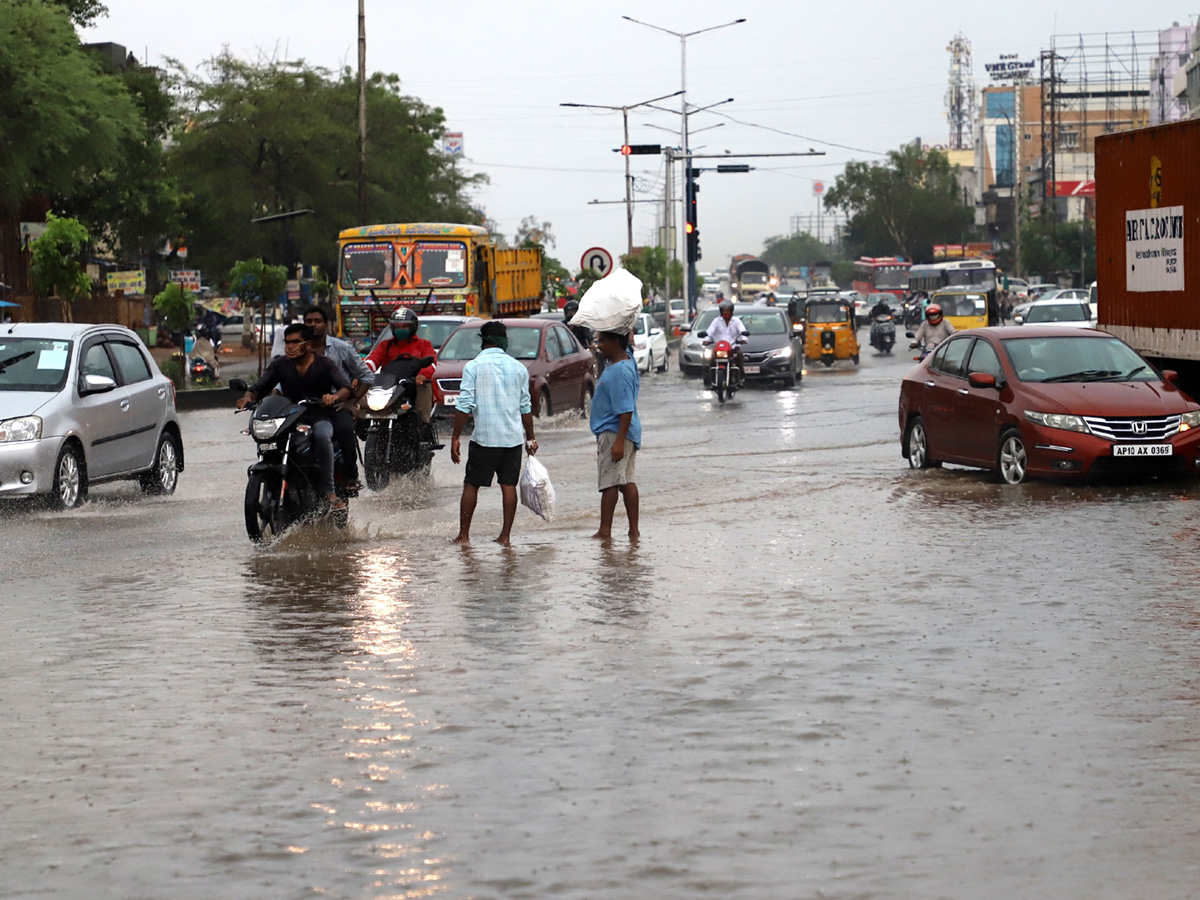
[359,354,440,490]
[190,355,219,384]
[869,314,896,353]
[229,378,356,543]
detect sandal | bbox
[326,494,348,512]
[343,479,364,493]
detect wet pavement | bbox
[3,345,1200,899]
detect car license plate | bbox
[1113,444,1172,457]
[443,393,458,407]
[744,365,760,374]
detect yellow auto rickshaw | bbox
[929,289,989,332]
[804,296,860,367]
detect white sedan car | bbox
[631,312,669,374]
[1015,298,1097,328]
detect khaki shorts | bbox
[596,431,637,491]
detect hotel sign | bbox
[986,54,1035,81]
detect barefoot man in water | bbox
[451,321,537,546]
[590,329,641,541]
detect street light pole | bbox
[357,0,367,225]
[560,90,683,258]
[623,16,746,313]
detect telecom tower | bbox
[945,33,977,150]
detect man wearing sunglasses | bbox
[237,324,352,510]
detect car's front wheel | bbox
[51,442,87,509]
[997,429,1028,485]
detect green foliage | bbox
[0,2,140,209]
[166,57,486,278]
[575,268,603,300]
[230,258,289,310]
[831,260,855,287]
[515,216,555,248]
[159,353,185,388]
[152,282,193,333]
[824,144,974,263]
[1019,217,1096,283]
[30,213,93,301]
[51,0,109,28]
[760,232,831,271]
[618,247,683,299]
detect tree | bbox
[760,232,834,271]
[30,213,92,304]
[619,246,682,299]
[152,282,192,335]
[166,56,485,279]
[1019,217,1095,284]
[51,0,109,28]
[230,258,289,313]
[515,216,555,248]
[823,144,974,263]
[0,2,140,213]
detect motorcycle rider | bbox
[303,305,373,493]
[237,323,352,511]
[870,297,893,319]
[704,300,748,388]
[365,307,436,428]
[563,298,593,354]
[910,303,955,351]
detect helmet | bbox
[925,304,943,324]
[563,300,580,321]
[390,306,418,328]
[719,300,734,314]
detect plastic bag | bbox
[569,268,644,334]
[518,455,556,522]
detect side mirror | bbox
[81,374,117,395]
[1013,315,1024,325]
[1163,369,1180,385]
[229,377,248,392]
[905,331,915,339]
[679,324,691,333]
[697,330,708,338]
[741,330,750,337]
[650,328,663,336]
[968,372,998,390]
[418,355,435,368]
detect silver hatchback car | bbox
[0,323,184,508]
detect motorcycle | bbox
[869,314,896,353]
[359,354,439,490]
[905,331,938,361]
[704,336,746,404]
[190,355,219,384]
[229,377,357,543]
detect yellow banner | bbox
[108,270,146,293]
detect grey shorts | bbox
[596,431,637,491]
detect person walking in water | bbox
[590,328,641,540]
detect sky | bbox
[83,0,1190,276]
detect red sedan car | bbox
[432,318,597,418]
[898,326,1200,484]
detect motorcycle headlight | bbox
[768,346,793,359]
[0,416,42,443]
[366,388,395,411]
[251,417,286,440]
[716,350,729,359]
[1179,410,1200,431]
[1024,410,1090,433]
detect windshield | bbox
[633,317,647,335]
[1001,336,1158,383]
[341,243,396,289]
[947,267,996,290]
[740,272,769,286]
[807,302,849,323]
[935,293,987,317]
[418,320,465,350]
[437,326,542,361]
[414,241,468,288]
[740,313,787,335]
[1026,303,1089,323]
[874,266,908,289]
[0,338,73,392]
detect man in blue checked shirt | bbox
[451,321,538,546]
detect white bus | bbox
[907,259,997,294]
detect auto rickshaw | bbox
[929,289,989,332]
[804,296,860,367]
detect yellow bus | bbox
[335,223,542,353]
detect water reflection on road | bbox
[2,348,1199,899]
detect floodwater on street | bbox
[3,346,1200,899]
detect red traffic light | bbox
[620,145,632,156]
[615,144,662,156]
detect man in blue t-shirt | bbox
[589,329,641,540]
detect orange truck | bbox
[335,223,543,353]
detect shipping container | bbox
[1096,120,1200,379]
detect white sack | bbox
[518,455,556,522]
[569,268,643,334]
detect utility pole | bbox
[357,0,367,224]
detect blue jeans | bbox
[312,419,336,495]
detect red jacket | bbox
[366,335,436,382]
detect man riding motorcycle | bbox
[910,303,955,351]
[366,307,436,426]
[870,297,893,319]
[704,300,748,388]
[303,304,373,492]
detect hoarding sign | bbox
[1125,206,1184,292]
[443,133,463,155]
[107,270,146,293]
[169,269,202,292]
[985,55,1035,81]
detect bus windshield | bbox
[874,266,909,289]
[341,244,396,289]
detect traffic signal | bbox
[616,144,662,155]
[686,224,701,263]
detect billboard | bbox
[107,270,146,293]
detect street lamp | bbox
[561,90,683,256]
[623,15,746,311]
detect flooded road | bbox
[4,347,1200,899]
